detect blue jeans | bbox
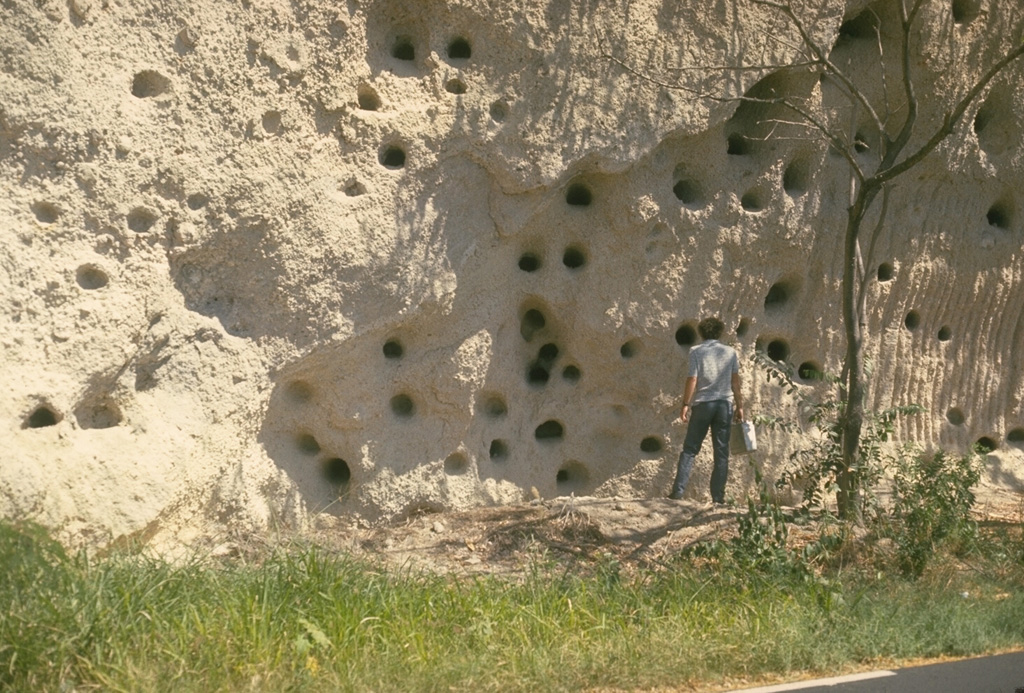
[671,400,733,502]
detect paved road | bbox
[733,651,1024,692]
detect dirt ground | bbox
[293,481,1024,577]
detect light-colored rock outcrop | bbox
[2,0,1023,549]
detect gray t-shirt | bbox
[688,339,739,404]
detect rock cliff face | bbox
[2,0,1023,548]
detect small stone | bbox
[431,521,445,534]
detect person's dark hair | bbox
[697,317,725,340]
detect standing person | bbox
[668,317,744,503]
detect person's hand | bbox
[680,405,691,423]
[734,406,744,423]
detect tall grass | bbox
[2,520,1023,692]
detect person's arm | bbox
[731,371,744,422]
[679,376,697,422]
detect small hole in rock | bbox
[904,311,921,330]
[383,340,404,359]
[877,263,894,281]
[489,439,508,460]
[764,280,794,311]
[741,190,764,211]
[357,85,381,111]
[620,340,640,359]
[76,402,122,430]
[296,433,321,455]
[783,160,808,196]
[952,0,981,24]
[562,365,581,382]
[31,201,59,224]
[798,361,822,381]
[445,79,467,95]
[77,265,108,290]
[520,308,546,341]
[838,11,877,42]
[563,246,586,269]
[736,318,750,337]
[556,461,589,489]
[127,207,157,233]
[187,193,209,210]
[481,394,507,418]
[132,70,170,98]
[25,406,59,429]
[640,436,663,453]
[380,145,406,169]
[675,324,697,347]
[727,133,750,155]
[853,130,870,153]
[518,253,540,272]
[444,452,469,475]
[766,339,790,362]
[323,457,351,485]
[535,420,564,441]
[566,183,592,206]
[447,37,472,59]
[527,364,550,386]
[344,180,366,197]
[391,394,414,417]
[987,202,1011,229]
[392,36,415,61]
[937,326,952,341]
[489,100,508,122]
[538,343,559,362]
[673,179,703,205]
[1007,428,1024,445]
[976,436,997,453]
[946,408,965,425]
[285,380,313,403]
[262,110,281,134]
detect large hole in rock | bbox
[759,337,790,363]
[358,84,381,111]
[447,37,472,59]
[127,207,157,233]
[764,277,799,312]
[727,133,750,155]
[736,317,751,338]
[976,436,997,453]
[556,460,589,490]
[946,407,965,425]
[444,452,469,475]
[620,339,641,359]
[538,343,559,362]
[520,308,546,341]
[837,10,878,43]
[877,263,895,282]
[741,189,765,212]
[379,145,406,169]
[383,339,404,359]
[904,310,921,331]
[640,436,663,453]
[937,326,953,342]
[390,394,415,417]
[296,433,321,455]
[562,246,586,269]
[1007,428,1024,446]
[527,363,550,386]
[798,361,822,381]
[987,201,1013,230]
[323,457,351,486]
[783,159,809,196]
[131,70,171,98]
[391,36,415,61]
[565,183,592,206]
[518,253,541,272]
[535,420,564,441]
[25,405,59,429]
[31,201,59,224]
[75,400,122,429]
[489,439,509,460]
[77,265,108,290]
[673,177,704,207]
[675,323,697,347]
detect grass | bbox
[2,520,1023,692]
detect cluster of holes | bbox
[77,265,108,290]
[131,70,171,98]
[527,342,559,386]
[519,248,588,272]
[31,201,59,224]
[24,405,59,429]
[127,207,157,233]
[379,144,406,169]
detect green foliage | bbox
[883,448,982,577]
